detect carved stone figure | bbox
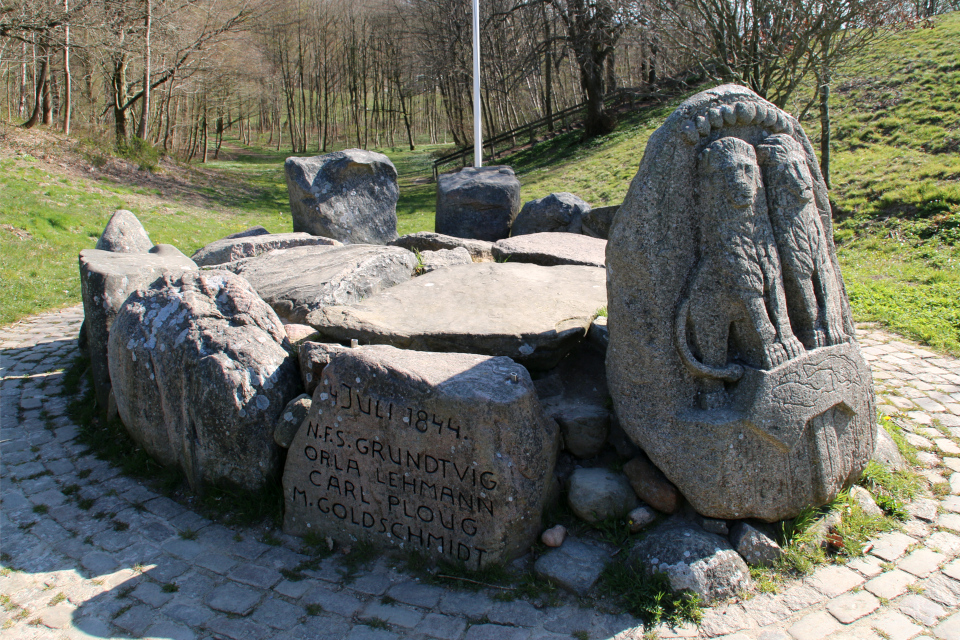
[677,137,804,409]
[757,134,847,349]
[606,84,874,522]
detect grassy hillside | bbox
[1,13,957,353]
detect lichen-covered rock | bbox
[282,345,558,568]
[436,166,520,241]
[390,231,494,261]
[567,468,637,524]
[631,520,752,603]
[729,521,782,566]
[80,245,197,408]
[607,84,874,522]
[216,244,417,324]
[191,232,341,267]
[510,192,590,236]
[95,210,153,253]
[285,150,400,244]
[299,342,350,395]
[107,270,302,491]
[275,394,312,448]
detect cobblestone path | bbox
[1,307,959,640]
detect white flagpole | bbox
[472,0,482,167]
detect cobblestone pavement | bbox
[1,307,959,640]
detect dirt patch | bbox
[0,124,270,213]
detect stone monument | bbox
[606,84,875,522]
[282,345,558,568]
[435,166,520,241]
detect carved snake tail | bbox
[675,292,745,383]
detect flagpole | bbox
[472,0,482,167]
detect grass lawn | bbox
[1,13,957,354]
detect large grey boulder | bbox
[511,192,589,236]
[215,244,417,324]
[436,166,520,241]
[285,150,399,244]
[107,270,302,491]
[307,262,606,370]
[581,204,619,239]
[79,245,197,408]
[567,468,637,524]
[390,231,494,262]
[191,232,341,267]
[95,210,153,253]
[282,345,558,568]
[534,538,610,595]
[492,232,606,267]
[606,84,875,522]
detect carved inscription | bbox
[287,383,499,567]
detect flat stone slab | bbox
[216,244,417,324]
[534,538,609,595]
[492,232,606,267]
[282,345,558,568]
[191,232,342,266]
[306,262,606,369]
[390,232,494,262]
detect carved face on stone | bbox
[699,137,761,210]
[757,134,814,203]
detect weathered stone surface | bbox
[284,323,320,347]
[510,192,589,236]
[80,245,198,408]
[631,519,752,603]
[108,270,302,491]
[299,342,350,396]
[275,394,312,448]
[217,244,417,324]
[223,226,270,240]
[623,454,681,515]
[581,204,619,239]
[417,247,473,273]
[729,522,782,566]
[492,232,606,268]
[95,209,153,253]
[191,232,341,266]
[307,262,606,370]
[282,346,558,568]
[547,401,610,458]
[607,84,875,522]
[286,149,400,244]
[436,166,520,241]
[567,468,637,524]
[873,425,907,471]
[390,232,494,262]
[533,538,609,595]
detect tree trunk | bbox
[579,53,615,137]
[112,54,129,141]
[137,0,152,140]
[819,74,831,190]
[63,0,72,135]
[22,42,49,129]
